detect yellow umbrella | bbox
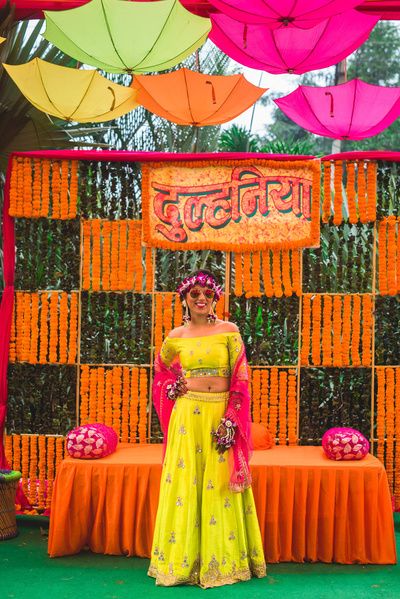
[3,58,139,122]
[0,37,5,44]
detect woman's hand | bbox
[166,376,187,400]
[212,417,237,453]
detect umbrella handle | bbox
[107,86,116,111]
[325,92,334,117]
[205,81,216,105]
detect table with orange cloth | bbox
[48,444,396,564]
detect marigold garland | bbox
[89,367,98,423]
[145,248,153,293]
[378,219,388,295]
[366,161,377,222]
[341,295,352,366]
[397,218,400,294]
[395,369,400,509]
[121,367,130,443]
[110,221,120,291]
[311,294,322,366]
[82,221,92,290]
[138,368,148,443]
[260,369,269,427]
[69,160,79,219]
[23,157,33,217]
[155,294,164,355]
[268,368,278,440]
[9,304,16,362]
[261,250,274,297]
[55,437,65,470]
[385,368,395,494]
[174,294,183,328]
[351,294,361,366]
[29,293,39,364]
[91,220,102,291]
[118,222,127,291]
[58,292,68,363]
[332,295,342,367]
[37,435,46,511]
[41,159,51,218]
[272,251,283,297]
[4,435,12,466]
[291,250,301,295]
[80,365,90,425]
[322,160,331,223]
[301,295,311,365]
[49,293,59,363]
[39,293,49,364]
[376,367,385,464]
[97,367,105,424]
[322,295,332,366]
[112,366,122,437]
[32,158,42,217]
[333,161,343,226]
[51,161,61,219]
[68,293,78,364]
[102,221,112,290]
[105,369,114,428]
[234,253,243,296]
[22,292,31,362]
[357,161,368,223]
[281,250,292,297]
[387,216,397,296]
[361,295,373,366]
[287,369,297,445]
[9,157,19,216]
[346,162,358,224]
[243,253,252,297]
[13,434,21,473]
[278,370,287,445]
[163,293,173,336]
[130,368,139,442]
[46,436,55,510]
[251,252,262,297]
[21,435,29,498]
[251,369,261,423]
[15,293,24,361]
[60,160,69,220]
[27,435,38,506]
[134,222,143,292]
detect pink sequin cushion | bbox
[322,427,369,461]
[66,423,118,459]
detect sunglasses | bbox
[189,288,214,299]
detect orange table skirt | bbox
[48,444,396,564]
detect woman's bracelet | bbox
[211,417,237,453]
[166,376,185,400]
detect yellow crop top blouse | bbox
[159,332,243,378]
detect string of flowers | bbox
[251,252,261,297]
[291,250,301,295]
[21,435,29,498]
[97,367,105,424]
[105,369,113,428]
[138,368,148,443]
[361,295,373,366]
[82,221,91,290]
[154,294,164,355]
[133,223,143,292]
[69,160,79,219]
[110,221,119,291]
[251,369,261,423]
[332,295,342,367]
[322,160,331,223]
[357,161,368,223]
[387,216,397,296]
[287,369,297,445]
[378,219,388,295]
[28,435,38,507]
[37,435,46,511]
[55,437,65,470]
[4,435,12,469]
[23,157,33,217]
[234,253,243,296]
[58,292,68,363]
[49,293,59,363]
[145,248,153,293]
[301,294,311,365]
[68,293,78,364]
[385,368,395,494]
[272,251,283,297]
[173,293,183,328]
[12,434,21,474]
[60,160,69,220]
[346,162,358,224]
[39,293,48,364]
[80,365,90,425]
[268,368,279,440]
[91,220,102,291]
[9,157,19,216]
[333,160,343,225]
[32,159,42,217]
[351,294,361,366]
[261,251,274,297]
[260,369,269,428]
[46,436,55,510]
[366,161,377,222]
[397,218,400,294]
[29,293,39,364]
[118,222,127,290]
[281,250,292,296]
[23,293,31,362]
[163,293,173,336]
[243,253,252,297]
[41,158,50,217]
[51,161,61,219]
[278,370,287,445]
[130,368,139,442]
[102,221,112,290]
[322,295,332,366]
[376,367,385,464]
[341,296,351,366]
[121,367,130,443]
[15,293,24,362]
[216,294,225,320]
[112,366,122,437]
[9,304,16,362]
[311,294,322,366]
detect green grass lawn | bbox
[0,514,399,599]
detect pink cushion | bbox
[66,423,118,459]
[322,427,369,461]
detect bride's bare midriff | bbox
[185,376,230,393]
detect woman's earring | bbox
[182,300,191,327]
[207,301,217,324]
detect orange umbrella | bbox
[131,68,267,126]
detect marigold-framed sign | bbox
[142,159,321,251]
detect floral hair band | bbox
[176,272,222,301]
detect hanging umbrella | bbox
[131,68,267,126]
[207,0,366,28]
[274,79,400,140]
[3,58,139,122]
[43,0,211,74]
[209,10,379,74]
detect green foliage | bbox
[259,138,316,155]
[6,365,76,434]
[218,124,259,152]
[155,250,226,292]
[375,297,400,365]
[299,368,371,444]
[377,161,400,218]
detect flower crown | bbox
[176,272,222,301]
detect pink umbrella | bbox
[209,10,380,74]
[208,0,364,28]
[274,79,400,140]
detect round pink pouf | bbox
[322,427,369,461]
[66,423,118,459]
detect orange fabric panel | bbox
[48,445,396,564]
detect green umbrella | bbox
[43,0,211,74]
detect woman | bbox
[148,270,266,588]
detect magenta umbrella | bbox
[274,79,400,140]
[209,10,379,74]
[208,0,364,28]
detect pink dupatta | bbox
[152,339,252,492]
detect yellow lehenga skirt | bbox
[148,390,267,588]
